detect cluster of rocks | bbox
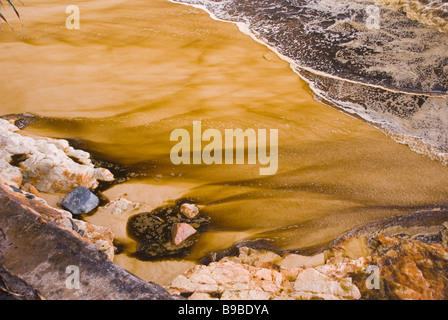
[2,118,448,300]
[0,118,114,193]
[167,230,448,300]
[0,181,176,300]
[0,119,181,300]
[0,119,116,259]
[127,202,210,259]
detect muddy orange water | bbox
[1,0,448,285]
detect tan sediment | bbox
[1,0,448,284]
[376,0,448,33]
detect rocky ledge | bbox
[168,207,448,300]
[167,232,448,300]
[0,119,178,300]
[0,118,114,193]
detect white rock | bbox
[104,194,140,215]
[278,252,325,268]
[180,203,199,219]
[166,246,363,301]
[0,119,114,193]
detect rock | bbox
[293,268,361,300]
[167,233,448,300]
[0,158,22,188]
[0,118,114,193]
[127,204,211,259]
[167,246,356,300]
[13,118,28,130]
[104,194,140,215]
[180,203,199,219]
[278,252,326,269]
[375,236,448,300]
[72,219,116,260]
[172,223,197,246]
[0,177,116,260]
[61,186,100,215]
[21,183,40,197]
[167,258,284,300]
[171,206,448,301]
[0,182,180,300]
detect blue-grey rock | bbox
[61,186,99,215]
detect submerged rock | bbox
[61,186,100,215]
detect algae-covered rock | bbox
[127,202,210,260]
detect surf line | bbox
[169,0,447,97]
[170,121,279,176]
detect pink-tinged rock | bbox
[293,268,361,300]
[180,203,199,219]
[0,158,22,188]
[171,223,197,245]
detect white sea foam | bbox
[168,0,448,164]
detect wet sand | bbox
[1,0,448,284]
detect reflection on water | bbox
[1,0,448,283]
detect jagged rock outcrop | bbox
[0,119,113,193]
[167,246,365,300]
[167,229,448,300]
[104,194,141,215]
[374,236,448,300]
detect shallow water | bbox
[1,0,448,284]
[171,0,448,163]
